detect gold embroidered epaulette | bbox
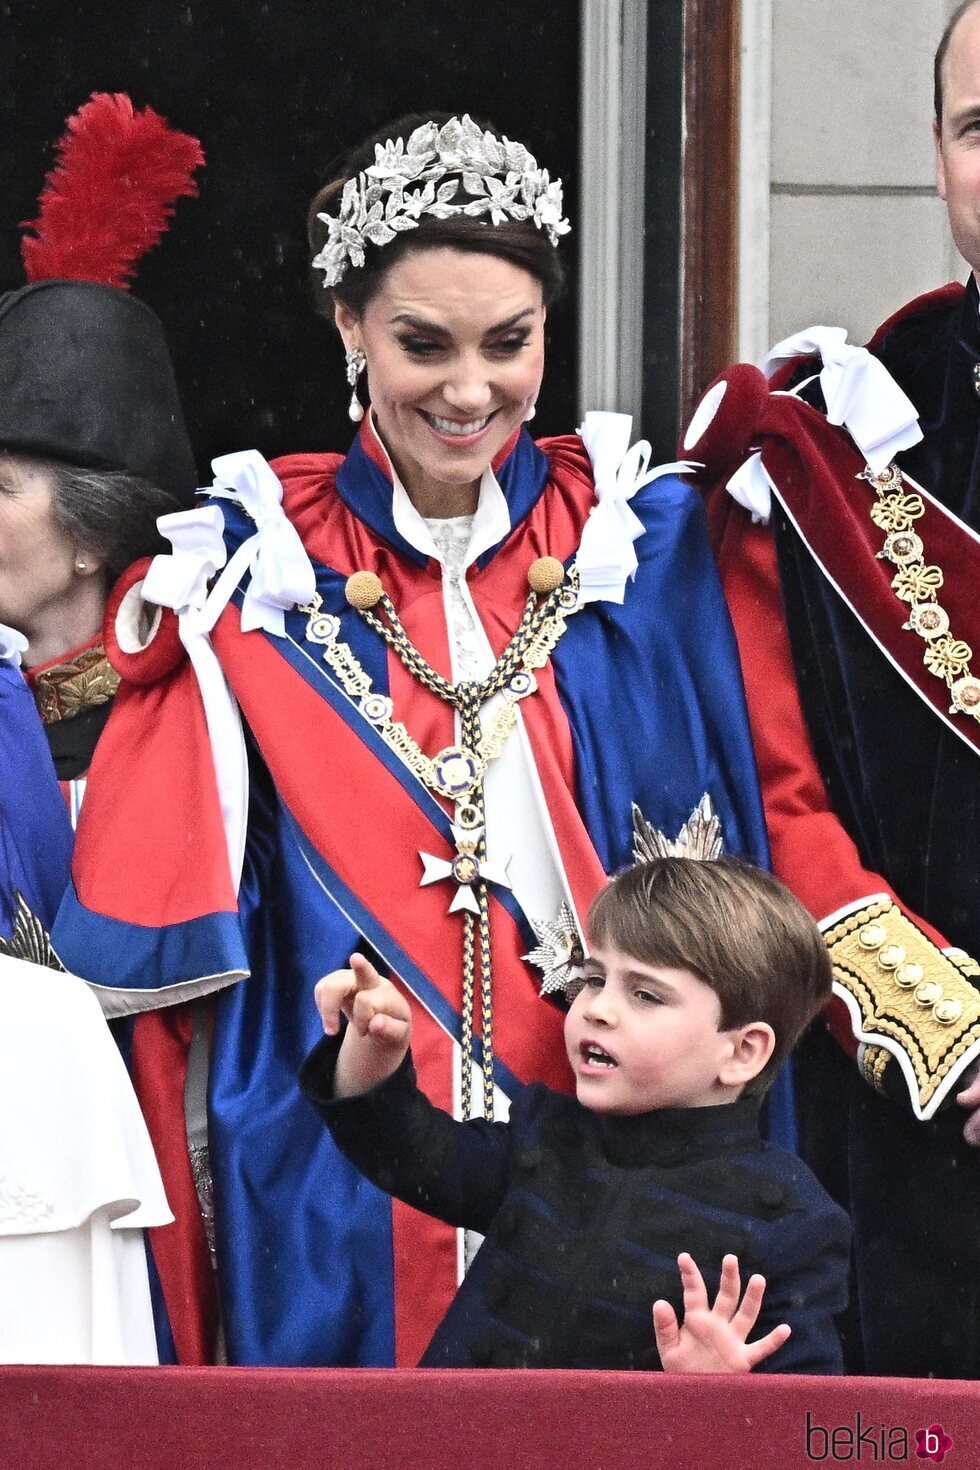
[824,898,980,1118]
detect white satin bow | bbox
[142,506,228,627]
[577,411,698,605]
[142,480,285,899]
[207,450,317,634]
[725,452,779,525]
[764,325,923,473]
[139,453,318,893]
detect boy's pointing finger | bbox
[314,969,358,1035]
[349,952,385,989]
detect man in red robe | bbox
[682,0,980,1378]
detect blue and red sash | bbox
[53,425,770,1366]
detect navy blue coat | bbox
[301,1038,848,1372]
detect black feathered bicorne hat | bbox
[0,93,204,500]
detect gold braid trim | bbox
[29,643,120,725]
[860,1044,892,1095]
[824,899,980,1111]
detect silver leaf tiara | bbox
[311,114,571,289]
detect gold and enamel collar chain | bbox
[299,554,580,1119]
[863,462,980,720]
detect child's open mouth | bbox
[580,1041,617,1069]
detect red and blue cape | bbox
[53,425,770,1365]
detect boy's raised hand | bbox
[653,1253,791,1373]
[314,953,412,1098]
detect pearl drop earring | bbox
[346,347,367,423]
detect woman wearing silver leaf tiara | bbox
[57,113,773,1366]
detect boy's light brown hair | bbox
[586,856,832,1097]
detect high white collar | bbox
[366,412,511,568]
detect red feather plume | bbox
[21,92,205,289]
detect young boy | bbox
[300,857,849,1373]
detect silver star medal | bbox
[418,824,511,915]
[523,901,586,997]
[631,793,724,863]
[0,891,65,970]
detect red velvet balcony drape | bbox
[2,1367,976,1470]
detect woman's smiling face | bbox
[335,247,545,517]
